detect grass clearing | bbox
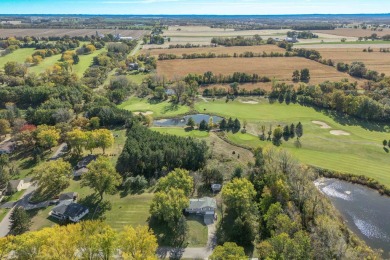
[313,28,390,38]
[28,53,62,74]
[0,48,35,68]
[194,98,390,187]
[141,45,284,57]
[72,48,106,78]
[157,57,362,85]
[118,97,190,118]
[186,215,208,247]
[152,127,209,138]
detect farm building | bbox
[50,201,89,222]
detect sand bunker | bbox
[330,130,351,136]
[241,101,259,104]
[312,121,331,129]
[134,111,153,116]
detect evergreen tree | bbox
[227,117,234,129]
[290,123,295,138]
[283,125,290,138]
[186,117,195,129]
[233,118,241,131]
[296,122,303,139]
[219,118,227,130]
[10,207,31,235]
[199,119,208,131]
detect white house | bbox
[50,201,89,222]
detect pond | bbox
[315,178,390,256]
[154,114,223,127]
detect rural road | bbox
[157,221,217,259]
[0,144,67,237]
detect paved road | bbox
[157,221,217,259]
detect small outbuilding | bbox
[211,184,222,193]
[59,192,78,202]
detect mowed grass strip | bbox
[141,45,284,57]
[0,48,35,68]
[118,97,190,118]
[152,127,209,138]
[157,57,362,85]
[194,99,390,187]
[72,48,106,78]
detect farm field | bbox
[157,57,362,85]
[141,45,285,56]
[191,98,390,187]
[308,47,390,75]
[0,29,148,38]
[118,97,190,118]
[0,48,35,68]
[313,28,390,38]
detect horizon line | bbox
[1,13,390,16]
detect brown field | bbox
[313,28,390,38]
[141,45,285,56]
[312,47,390,75]
[0,29,147,38]
[157,57,363,85]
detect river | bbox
[315,178,390,256]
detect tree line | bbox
[116,124,208,179]
[184,71,271,85]
[211,35,264,46]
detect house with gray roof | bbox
[50,201,89,222]
[185,197,217,223]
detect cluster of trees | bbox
[336,61,384,81]
[168,43,210,49]
[287,31,319,39]
[106,75,137,104]
[1,221,158,259]
[382,139,390,153]
[76,43,99,55]
[184,71,271,85]
[116,124,208,179]
[149,169,193,245]
[292,48,322,61]
[292,68,311,82]
[211,35,263,46]
[0,37,21,56]
[219,117,241,132]
[83,40,138,88]
[215,146,379,259]
[67,128,114,155]
[379,48,390,53]
[203,86,266,97]
[259,122,303,146]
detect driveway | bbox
[157,221,217,259]
[48,143,67,160]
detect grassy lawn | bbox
[3,190,25,203]
[186,215,208,247]
[118,97,190,118]
[126,72,147,84]
[194,98,390,187]
[0,48,35,68]
[28,53,62,74]
[152,127,209,138]
[0,208,8,223]
[72,48,106,78]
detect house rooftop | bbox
[52,202,88,219]
[188,197,216,210]
[59,192,78,201]
[8,180,23,190]
[76,155,96,169]
[74,167,89,177]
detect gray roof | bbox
[8,180,23,189]
[59,192,78,201]
[76,155,97,169]
[188,197,217,210]
[74,167,89,177]
[52,202,88,219]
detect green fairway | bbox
[72,48,106,78]
[194,98,390,187]
[152,127,209,138]
[28,53,62,74]
[118,97,190,118]
[0,48,35,69]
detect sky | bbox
[0,0,390,15]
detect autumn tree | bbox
[119,226,158,260]
[210,242,246,260]
[36,128,60,151]
[9,207,31,235]
[0,119,11,138]
[93,129,114,154]
[32,159,73,200]
[81,156,122,201]
[66,129,87,156]
[149,188,189,229]
[156,168,194,197]
[292,70,300,82]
